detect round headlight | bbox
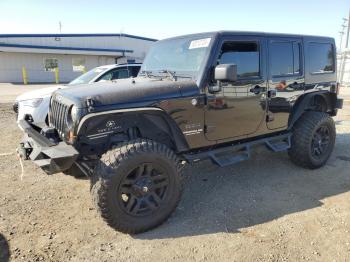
[71,105,78,123]
[67,105,78,128]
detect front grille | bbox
[49,98,70,137]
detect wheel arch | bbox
[76,107,189,154]
[288,91,337,130]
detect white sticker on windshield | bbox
[189,38,211,49]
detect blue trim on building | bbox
[0,33,158,42]
[0,43,133,53]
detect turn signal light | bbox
[67,131,76,144]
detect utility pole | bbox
[346,9,350,49]
[59,21,62,34]
[339,30,345,51]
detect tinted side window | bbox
[270,41,301,77]
[130,66,141,77]
[113,69,129,79]
[270,42,293,76]
[218,42,260,78]
[99,71,113,81]
[98,67,130,81]
[293,42,301,75]
[308,43,335,74]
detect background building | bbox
[0,34,157,83]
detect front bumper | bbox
[18,120,78,175]
[336,98,344,109]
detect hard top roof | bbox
[164,31,334,41]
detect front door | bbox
[205,37,267,141]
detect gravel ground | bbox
[0,103,350,262]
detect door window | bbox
[270,41,301,77]
[113,69,129,79]
[130,66,141,77]
[218,42,260,78]
[98,67,130,81]
[293,42,301,75]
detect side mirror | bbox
[208,85,222,93]
[214,64,237,82]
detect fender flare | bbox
[76,107,189,153]
[288,91,336,129]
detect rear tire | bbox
[288,111,336,169]
[90,139,183,234]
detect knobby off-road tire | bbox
[90,139,183,234]
[288,111,336,169]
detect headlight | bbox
[20,98,43,108]
[67,105,78,127]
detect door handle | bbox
[249,85,264,95]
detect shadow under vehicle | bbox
[0,233,10,262]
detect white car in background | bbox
[13,63,141,128]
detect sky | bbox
[0,0,349,47]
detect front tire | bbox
[91,139,183,234]
[288,111,336,169]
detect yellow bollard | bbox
[55,67,59,84]
[22,66,28,85]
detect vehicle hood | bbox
[53,77,199,109]
[16,85,66,102]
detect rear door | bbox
[267,38,304,129]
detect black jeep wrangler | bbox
[18,31,343,233]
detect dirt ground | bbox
[0,102,350,262]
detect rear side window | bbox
[270,41,301,77]
[308,43,335,74]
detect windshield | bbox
[140,36,212,79]
[69,67,107,85]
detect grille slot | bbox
[49,98,70,138]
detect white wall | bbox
[0,52,117,83]
[338,50,350,87]
[0,35,154,61]
[0,34,156,83]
